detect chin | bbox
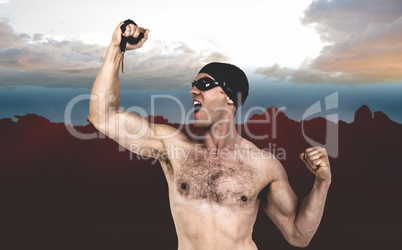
[193,116,212,128]
[193,120,211,128]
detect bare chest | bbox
[172,153,260,207]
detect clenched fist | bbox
[111,21,149,51]
[300,146,331,181]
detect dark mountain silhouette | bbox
[0,106,401,250]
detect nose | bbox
[190,85,201,95]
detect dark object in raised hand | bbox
[120,19,144,52]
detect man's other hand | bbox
[300,146,331,181]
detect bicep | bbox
[99,109,178,158]
[262,160,299,233]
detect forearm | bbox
[293,178,331,246]
[89,44,122,127]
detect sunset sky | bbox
[0,0,401,125]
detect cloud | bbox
[0,20,29,49]
[121,43,230,89]
[0,20,230,89]
[254,61,356,84]
[301,0,402,43]
[310,16,402,82]
[0,38,105,72]
[255,0,402,84]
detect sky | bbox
[0,0,401,125]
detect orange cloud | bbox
[0,20,229,89]
[255,0,402,84]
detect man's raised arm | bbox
[88,22,176,158]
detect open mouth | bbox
[193,101,202,113]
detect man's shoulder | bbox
[153,124,193,144]
[249,140,288,176]
[233,139,286,190]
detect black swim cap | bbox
[198,62,249,108]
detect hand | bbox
[300,146,331,181]
[110,21,149,51]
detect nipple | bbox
[241,196,247,202]
[181,183,187,190]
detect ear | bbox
[226,96,234,105]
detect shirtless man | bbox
[88,22,332,249]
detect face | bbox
[190,73,235,128]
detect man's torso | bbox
[157,138,274,249]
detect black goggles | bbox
[191,77,232,93]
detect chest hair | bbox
[175,153,257,207]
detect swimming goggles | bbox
[191,77,232,93]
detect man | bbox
[88,21,332,249]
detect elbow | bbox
[88,112,102,133]
[88,106,95,124]
[287,238,311,248]
[286,231,312,248]
[88,104,101,128]
[88,108,118,134]
[88,113,98,128]
[290,240,310,248]
[299,241,311,248]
